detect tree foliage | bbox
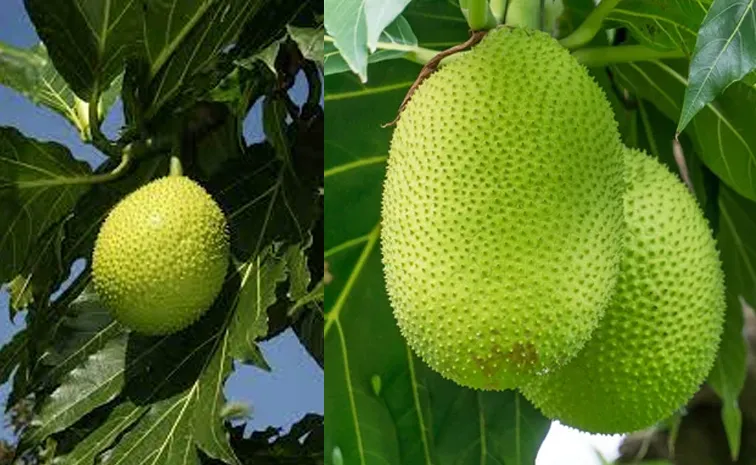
[0,1,324,463]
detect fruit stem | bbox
[466,0,496,30]
[169,155,184,177]
[504,0,542,30]
[302,60,322,107]
[88,84,120,158]
[559,0,622,49]
[572,45,685,67]
[490,0,507,23]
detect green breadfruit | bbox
[93,176,230,335]
[521,148,726,434]
[380,27,625,390]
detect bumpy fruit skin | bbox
[93,176,229,335]
[381,27,624,390]
[521,148,726,434]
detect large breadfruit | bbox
[380,27,625,390]
[521,148,725,433]
[93,176,229,335]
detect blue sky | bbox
[0,0,323,443]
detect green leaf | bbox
[263,97,292,163]
[719,186,756,306]
[23,0,142,100]
[613,60,756,201]
[8,274,35,311]
[0,329,28,386]
[287,24,325,66]
[293,304,324,369]
[707,295,745,462]
[56,402,148,465]
[706,185,756,460]
[193,335,240,465]
[234,0,317,61]
[0,127,91,285]
[325,16,418,77]
[228,249,288,367]
[139,0,265,119]
[0,42,89,138]
[22,336,128,448]
[203,414,323,465]
[209,144,321,260]
[607,0,710,54]
[104,391,200,465]
[285,239,313,302]
[422,367,550,465]
[34,285,125,391]
[324,0,410,81]
[678,0,756,132]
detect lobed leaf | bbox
[23,0,142,100]
[0,127,91,285]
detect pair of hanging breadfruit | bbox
[381,27,726,434]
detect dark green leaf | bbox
[209,144,321,260]
[56,401,147,465]
[193,336,240,465]
[0,329,28,386]
[423,367,550,465]
[23,0,142,100]
[34,285,125,391]
[203,414,323,465]
[263,97,292,163]
[706,185,756,460]
[607,0,710,54]
[613,60,756,201]
[707,295,745,461]
[22,336,128,448]
[293,305,324,369]
[104,391,200,465]
[288,25,324,66]
[0,127,91,285]
[228,249,288,367]
[140,0,266,119]
[234,0,316,61]
[719,186,756,306]
[679,0,756,132]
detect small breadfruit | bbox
[521,148,726,434]
[380,27,625,390]
[93,176,230,335]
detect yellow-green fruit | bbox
[521,148,725,433]
[380,27,625,390]
[93,176,229,335]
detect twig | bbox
[383,30,488,128]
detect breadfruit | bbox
[521,148,725,434]
[380,27,625,390]
[93,176,229,335]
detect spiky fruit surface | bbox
[93,176,229,335]
[521,148,725,434]
[380,27,624,390]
